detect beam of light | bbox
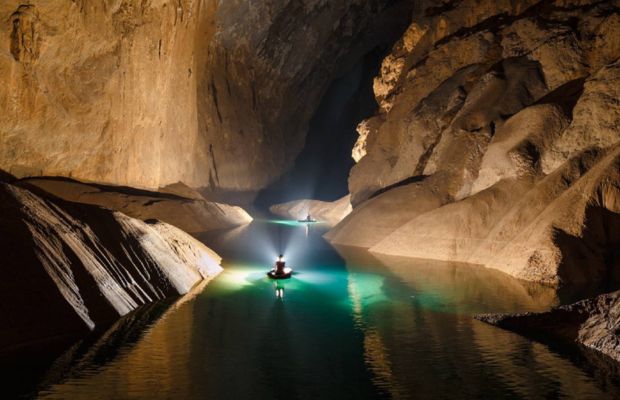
[243,219,329,263]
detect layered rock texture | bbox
[0,0,411,195]
[328,0,620,289]
[0,180,222,351]
[17,177,252,234]
[477,290,620,362]
[269,195,352,225]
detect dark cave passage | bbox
[255,47,386,208]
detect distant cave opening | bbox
[255,47,386,209]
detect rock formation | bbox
[17,177,252,234]
[477,289,620,362]
[0,0,412,196]
[328,0,620,289]
[0,180,222,352]
[269,195,352,225]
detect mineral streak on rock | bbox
[329,0,620,289]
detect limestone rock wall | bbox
[0,0,207,188]
[0,0,411,194]
[331,0,620,287]
[0,181,222,351]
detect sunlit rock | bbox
[369,145,620,288]
[471,104,569,194]
[542,62,620,173]
[325,182,444,248]
[352,119,372,163]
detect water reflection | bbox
[8,220,620,399]
[274,281,285,299]
[338,248,560,314]
[337,247,620,399]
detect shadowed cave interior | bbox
[3,1,620,399]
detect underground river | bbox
[7,220,620,399]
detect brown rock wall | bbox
[0,0,412,193]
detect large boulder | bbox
[0,182,222,351]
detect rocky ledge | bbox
[477,290,620,362]
[17,177,252,234]
[0,180,222,352]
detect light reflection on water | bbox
[9,220,620,399]
[337,249,610,399]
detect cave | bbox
[2,0,620,398]
[255,46,386,207]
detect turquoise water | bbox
[12,221,620,399]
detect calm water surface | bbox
[10,220,620,399]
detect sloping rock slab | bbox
[17,177,252,234]
[0,182,222,352]
[477,290,620,362]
